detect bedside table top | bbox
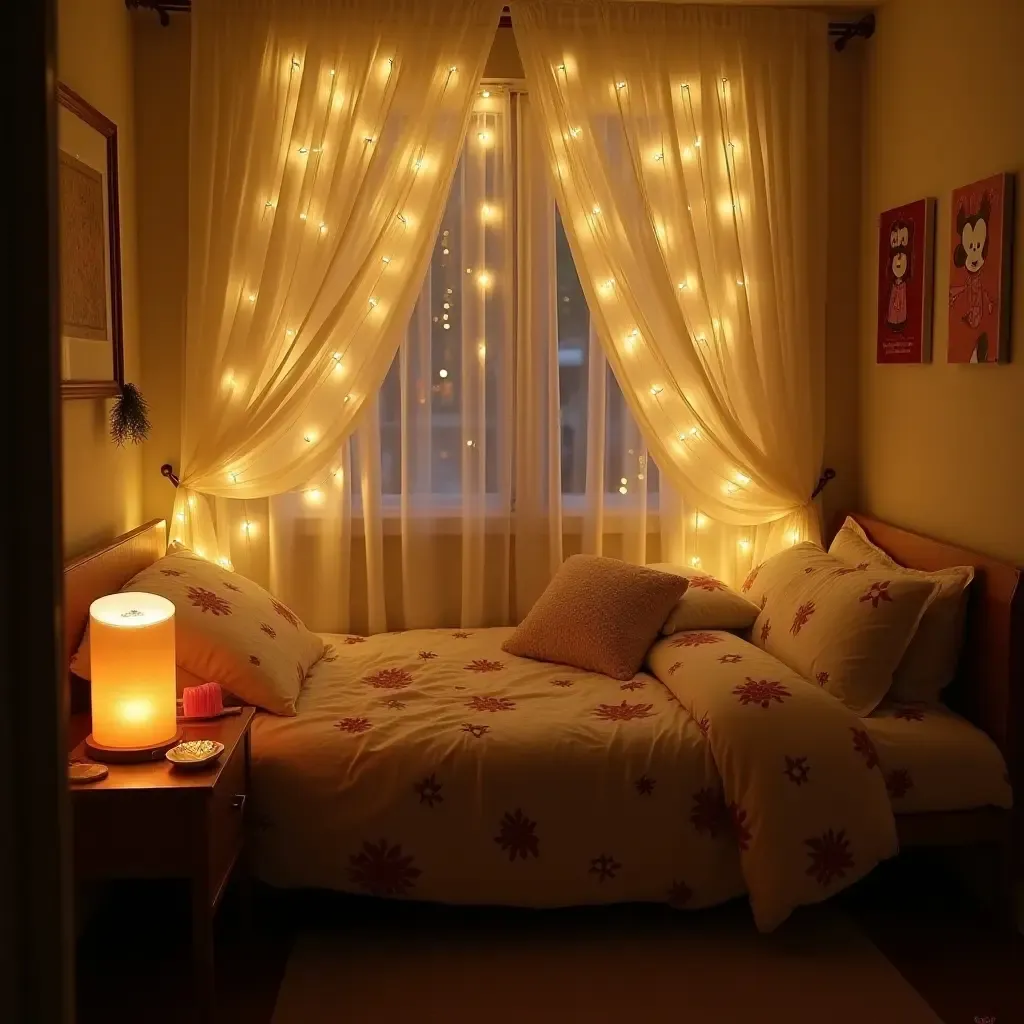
[69,707,255,793]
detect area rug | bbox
[271,901,943,1023]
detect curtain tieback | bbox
[810,467,836,501]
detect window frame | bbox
[343,79,661,530]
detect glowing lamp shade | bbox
[85,593,180,762]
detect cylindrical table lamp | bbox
[84,593,181,762]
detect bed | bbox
[64,513,1021,929]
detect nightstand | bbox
[69,706,255,1015]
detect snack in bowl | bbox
[166,739,224,769]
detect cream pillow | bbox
[71,547,323,716]
[647,563,760,634]
[829,517,974,703]
[501,555,687,680]
[741,543,936,716]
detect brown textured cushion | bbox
[501,555,688,680]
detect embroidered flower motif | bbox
[466,695,516,713]
[829,566,861,579]
[741,564,762,593]
[856,562,870,571]
[461,723,489,738]
[452,631,473,639]
[589,853,621,882]
[160,569,186,577]
[635,775,656,796]
[759,594,768,611]
[670,631,723,648]
[668,880,693,907]
[850,727,879,769]
[885,768,913,800]
[224,582,243,593]
[688,575,727,592]
[668,661,683,675]
[815,670,830,686]
[319,644,338,663]
[620,678,646,691]
[249,654,261,666]
[348,839,421,896]
[464,659,505,673]
[894,704,926,722]
[759,618,772,644]
[414,773,443,807]
[695,712,711,738]
[690,787,730,838]
[334,717,372,734]
[860,581,894,609]
[187,586,232,616]
[733,678,790,708]
[805,829,854,886]
[718,653,743,664]
[593,701,655,722]
[791,600,816,636]
[260,623,277,639]
[344,635,367,645]
[418,650,438,660]
[494,809,539,861]
[383,698,406,709]
[784,755,811,786]
[363,667,413,689]
[730,804,752,851]
[550,678,574,688]
[271,599,299,626]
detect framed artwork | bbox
[876,198,935,363]
[948,172,1015,363]
[58,83,125,399]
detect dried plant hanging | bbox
[109,382,151,446]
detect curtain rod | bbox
[125,3,874,51]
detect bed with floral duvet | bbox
[247,626,1010,932]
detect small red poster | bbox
[948,172,1016,363]
[876,198,935,363]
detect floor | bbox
[76,850,1023,1024]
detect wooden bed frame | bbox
[63,514,1022,878]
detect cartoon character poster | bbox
[948,172,1015,363]
[876,199,935,363]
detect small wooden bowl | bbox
[166,739,224,770]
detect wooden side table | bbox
[70,707,255,1018]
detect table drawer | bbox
[208,733,247,894]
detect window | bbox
[360,86,658,513]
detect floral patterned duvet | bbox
[249,627,904,931]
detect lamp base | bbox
[84,730,182,764]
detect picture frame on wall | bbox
[58,83,125,399]
[876,198,935,363]
[948,172,1015,364]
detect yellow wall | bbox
[59,0,143,558]
[135,16,190,528]
[859,0,1024,564]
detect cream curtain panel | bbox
[512,1,830,569]
[171,0,502,560]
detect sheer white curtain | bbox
[170,0,502,571]
[513,1,830,583]
[515,93,686,618]
[241,86,516,633]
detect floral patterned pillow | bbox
[71,547,323,716]
[647,563,760,635]
[828,517,973,704]
[741,543,936,716]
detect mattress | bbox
[862,700,1012,815]
[248,627,1010,929]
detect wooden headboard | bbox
[64,518,167,718]
[838,514,1023,796]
